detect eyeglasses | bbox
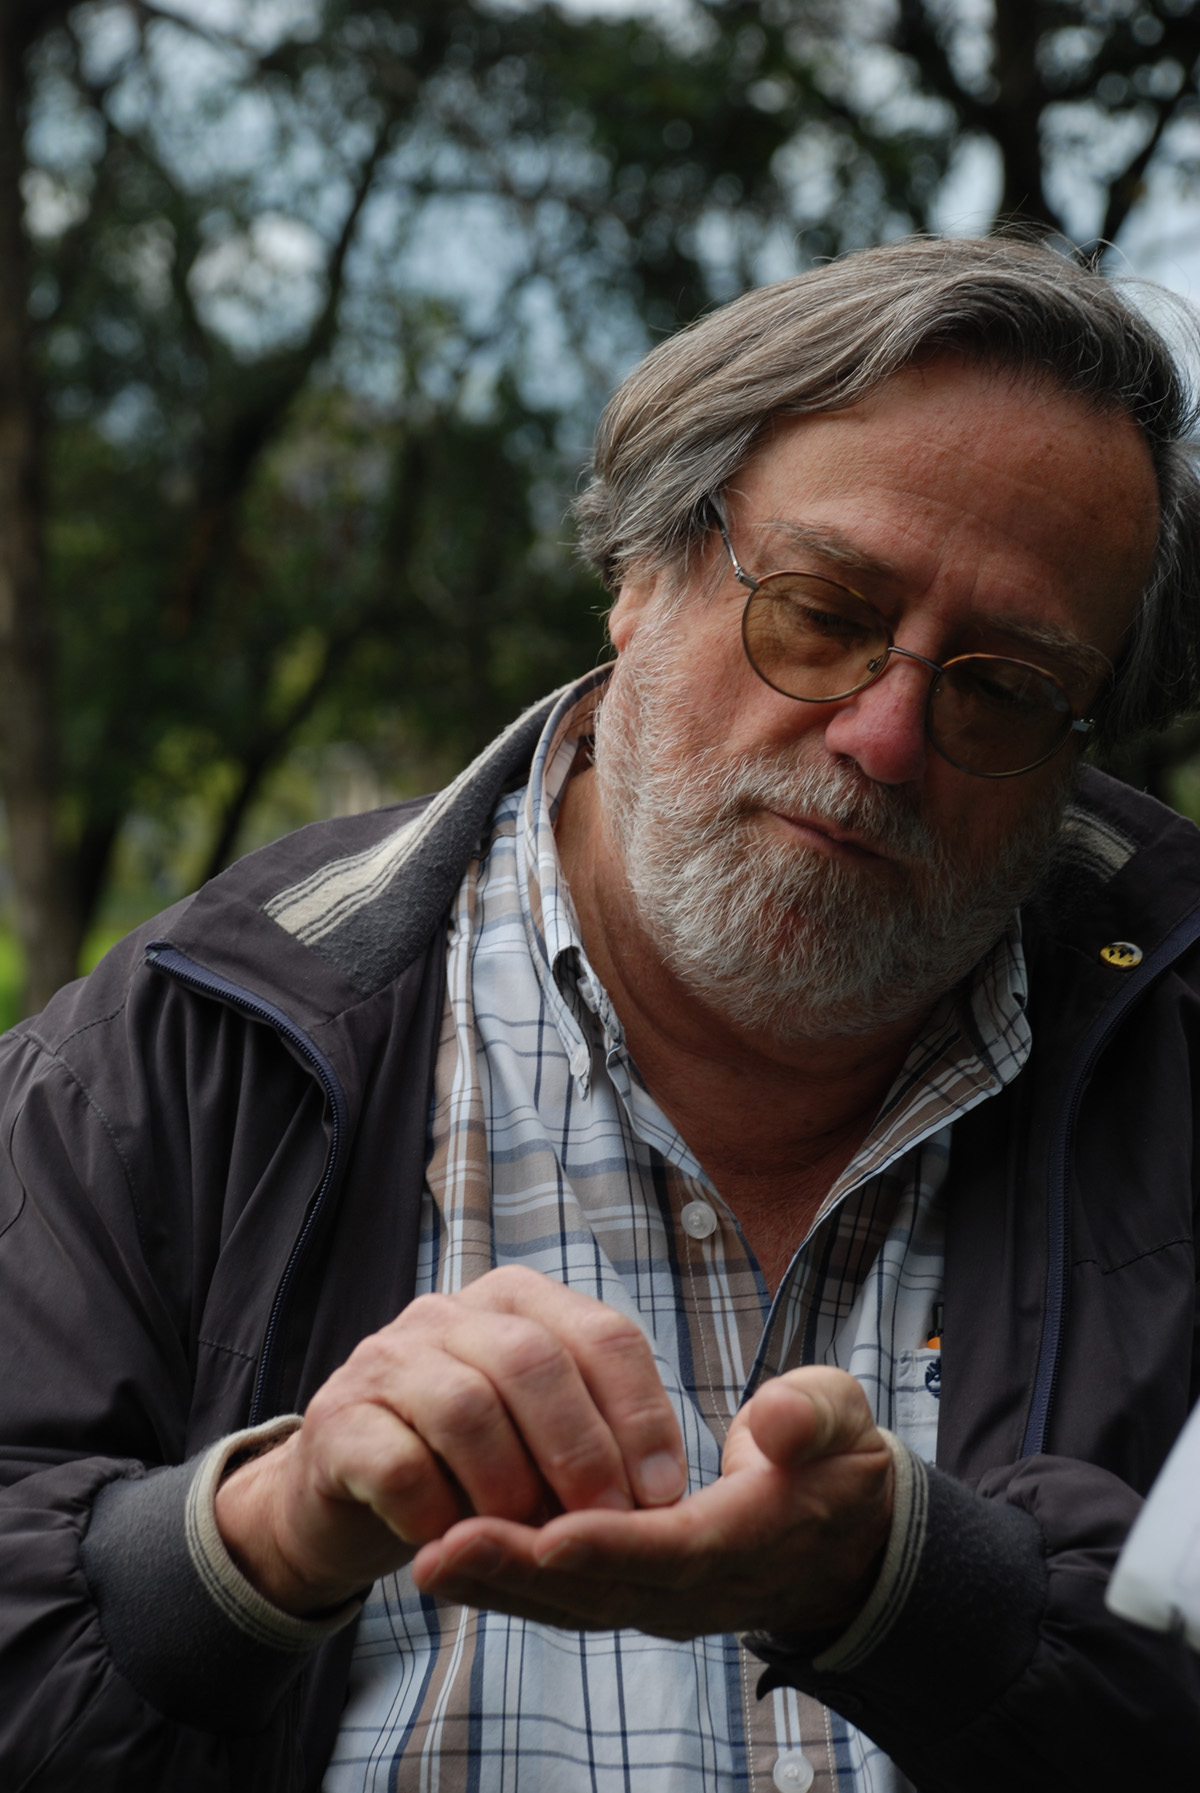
[719,526,1096,779]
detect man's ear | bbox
[608,572,662,652]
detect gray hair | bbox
[574,235,1200,750]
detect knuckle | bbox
[582,1309,651,1361]
[302,1381,343,1434]
[435,1369,501,1441]
[489,1263,539,1291]
[344,1295,458,1377]
[540,1432,615,1490]
[476,1263,543,1304]
[345,1331,393,1379]
[616,1392,677,1437]
[392,1291,455,1333]
[374,1432,435,1501]
[494,1324,569,1386]
[335,1332,408,1403]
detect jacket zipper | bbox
[1022,901,1200,1456]
[145,942,349,1425]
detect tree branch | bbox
[987,0,1062,230]
[1098,96,1183,245]
[892,0,992,134]
[164,108,399,646]
[199,628,358,882]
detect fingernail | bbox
[636,1451,686,1505]
[539,1537,590,1571]
[592,1486,634,1512]
[447,1537,504,1577]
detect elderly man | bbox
[3,236,1200,1792]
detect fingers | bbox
[410,1375,895,1641]
[218,1267,686,1617]
[413,1462,772,1615]
[322,1316,555,1527]
[410,1465,817,1635]
[742,1366,882,1473]
[312,1392,469,1545]
[315,1266,685,1528]
[424,1268,687,1511]
[411,1513,688,1634]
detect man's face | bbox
[593,356,1159,1041]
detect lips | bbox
[766,807,898,864]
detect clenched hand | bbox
[214,1265,687,1613]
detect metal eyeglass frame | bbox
[717,522,1095,779]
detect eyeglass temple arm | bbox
[715,520,758,593]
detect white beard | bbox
[592,626,1068,1044]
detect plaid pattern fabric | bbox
[325,678,1031,1793]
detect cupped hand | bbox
[410,1365,894,1643]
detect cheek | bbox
[614,609,753,748]
[930,759,1071,873]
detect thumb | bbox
[746,1367,880,1471]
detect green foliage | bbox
[24,0,849,931]
[0,933,19,1037]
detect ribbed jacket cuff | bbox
[745,1440,1046,1739]
[81,1420,363,1733]
[813,1430,926,1672]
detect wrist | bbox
[213,1429,356,1616]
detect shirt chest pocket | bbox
[894,1347,942,1463]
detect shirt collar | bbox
[515,669,619,1070]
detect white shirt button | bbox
[680,1199,718,1240]
[772,1749,815,1792]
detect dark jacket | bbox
[2,695,1200,1791]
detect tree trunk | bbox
[988,0,1059,233]
[0,27,81,1015]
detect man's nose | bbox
[819,651,932,785]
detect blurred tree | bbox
[0,2,77,1013]
[746,2,1200,250]
[2,0,813,1011]
[891,0,1200,247]
[3,0,1200,1013]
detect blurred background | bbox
[3,0,1200,1023]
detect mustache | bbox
[690,748,941,867]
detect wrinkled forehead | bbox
[712,359,1157,633]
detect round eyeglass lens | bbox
[741,573,891,702]
[927,657,1075,776]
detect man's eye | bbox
[957,666,1043,713]
[794,603,873,643]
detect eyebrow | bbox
[995,622,1112,688]
[756,520,902,580]
[752,519,1113,688]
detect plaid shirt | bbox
[325,673,1031,1793]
